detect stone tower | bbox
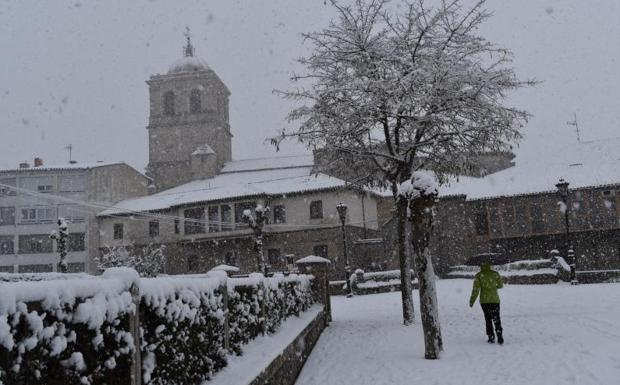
[146,35,232,192]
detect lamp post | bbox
[555,179,577,284]
[243,205,270,276]
[336,202,353,297]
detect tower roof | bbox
[167,30,210,75]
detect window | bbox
[189,89,201,113]
[20,207,55,224]
[58,175,86,192]
[149,221,159,237]
[0,265,13,273]
[310,200,323,219]
[68,233,86,252]
[0,178,16,195]
[58,205,86,223]
[234,201,257,225]
[473,207,488,235]
[37,184,54,193]
[224,251,237,266]
[18,235,53,254]
[221,204,233,231]
[208,206,220,232]
[67,262,85,273]
[174,219,180,234]
[529,203,545,234]
[163,91,175,116]
[19,176,54,193]
[113,223,124,240]
[18,264,53,273]
[273,205,286,224]
[0,207,15,226]
[184,208,205,234]
[187,255,199,272]
[268,248,281,265]
[0,236,14,254]
[313,244,328,258]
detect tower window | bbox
[190,89,201,113]
[163,91,175,116]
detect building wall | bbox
[0,164,149,273]
[380,184,620,275]
[97,188,384,279]
[146,71,232,191]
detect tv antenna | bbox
[65,144,75,163]
[566,113,581,143]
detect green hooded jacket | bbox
[469,263,503,306]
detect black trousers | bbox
[480,303,502,337]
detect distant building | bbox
[146,36,232,192]
[381,138,620,274]
[97,155,382,277]
[0,160,149,273]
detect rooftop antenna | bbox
[566,112,581,143]
[65,144,74,164]
[183,26,194,57]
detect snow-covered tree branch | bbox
[274,0,534,349]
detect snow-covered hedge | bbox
[139,276,228,384]
[0,269,138,385]
[226,273,314,355]
[0,270,315,385]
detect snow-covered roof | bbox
[192,144,216,156]
[440,138,620,200]
[0,161,126,173]
[220,154,314,174]
[168,56,210,74]
[296,255,331,264]
[209,264,240,273]
[98,156,350,216]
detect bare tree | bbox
[272,0,534,344]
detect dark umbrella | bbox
[464,253,511,266]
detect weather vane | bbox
[183,26,194,57]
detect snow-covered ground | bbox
[296,279,620,385]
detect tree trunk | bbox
[409,195,442,359]
[396,197,415,325]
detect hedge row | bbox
[0,269,315,385]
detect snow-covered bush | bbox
[0,274,137,385]
[227,274,315,355]
[0,271,316,385]
[96,243,166,277]
[139,277,227,384]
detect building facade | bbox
[97,156,382,278]
[381,139,620,275]
[146,37,232,192]
[0,161,149,273]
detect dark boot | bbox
[497,332,504,345]
[487,335,495,344]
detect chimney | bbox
[34,157,43,167]
[19,162,30,169]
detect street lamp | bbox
[555,178,577,284]
[336,202,353,297]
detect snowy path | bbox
[296,280,620,385]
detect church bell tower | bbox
[146,31,232,192]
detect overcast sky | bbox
[1,0,619,172]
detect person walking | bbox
[469,262,504,344]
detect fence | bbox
[0,266,322,385]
